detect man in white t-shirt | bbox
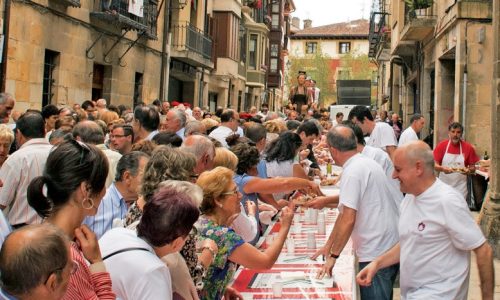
[209,109,239,148]
[348,105,397,159]
[398,113,425,146]
[316,126,400,300]
[356,141,494,299]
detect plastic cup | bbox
[272,281,283,297]
[306,232,316,249]
[286,238,295,255]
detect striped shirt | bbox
[83,183,128,239]
[0,138,53,226]
[63,243,115,300]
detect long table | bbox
[230,185,356,299]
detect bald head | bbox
[0,224,70,297]
[72,120,105,144]
[397,141,434,173]
[327,125,357,152]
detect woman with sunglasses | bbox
[196,167,295,300]
[27,140,115,299]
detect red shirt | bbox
[433,139,480,167]
[63,243,115,300]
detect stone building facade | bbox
[0,0,168,111]
[370,0,493,153]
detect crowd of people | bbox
[0,90,495,300]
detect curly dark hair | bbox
[264,131,302,163]
[230,143,260,175]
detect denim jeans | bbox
[358,262,399,300]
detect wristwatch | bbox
[329,252,340,259]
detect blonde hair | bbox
[213,148,238,171]
[196,167,234,214]
[264,119,286,134]
[201,118,219,130]
[0,124,14,144]
[100,110,119,125]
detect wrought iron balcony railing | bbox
[368,11,389,58]
[91,0,158,35]
[171,22,213,60]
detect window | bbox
[272,3,279,12]
[339,42,351,54]
[270,58,278,72]
[249,34,258,69]
[272,14,279,29]
[134,72,143,107]
[306,42,317,54]
[337,69,351,80]
[42,50,59,107]
[270,44,279,57]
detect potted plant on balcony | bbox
[404,0,433,18]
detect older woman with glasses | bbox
[196,167,295,300]
[27,140,115,299]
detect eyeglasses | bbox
[44,260,79,284]
[110,134,128,139]
[221,188,239,197]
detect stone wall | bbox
[5,0,165,109]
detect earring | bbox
[82,198,95,210]
[218,203,223,208]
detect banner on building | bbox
[128,0,143,17]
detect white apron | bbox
[438,141,468,196]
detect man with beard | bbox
[433,122,479,196]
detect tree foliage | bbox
[338,51,373,80]
[285,46,335,108]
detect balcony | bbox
[171,22,214,69]
[247,70,266,87]
[400,3,436,41]
[368,12,390,59]
[90,0,158,34]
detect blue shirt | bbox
[83,183,128,239]
[0,289,17,300]
[233,174,260,245]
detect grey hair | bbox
[156,180,203,207]
[410,113,423,124]
[48,129,72,144]
[72,120,105,144]
[115,151,150,182]
[327,125,357,152]
[0,93,13,105]
[184,120,205,136]
[404,142,435,172]
[0,224,69,296]
[140,146,197,202]
[172,109,187,128]
[181,135,215,159]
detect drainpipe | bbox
[1,0,11,91]
[159,0,171,101]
